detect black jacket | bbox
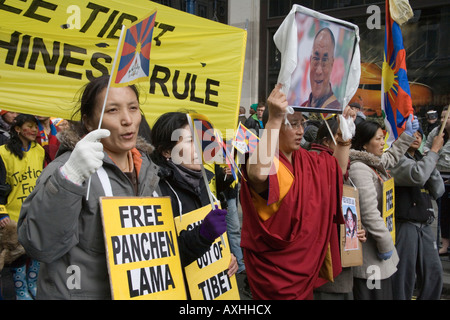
[157,161,215,267]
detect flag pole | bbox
[86,25,126,200]
[186,114,226,247]
[439,105,450,136]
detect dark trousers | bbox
[392,221,443,300]
[353,277,393,300]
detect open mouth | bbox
[121,132,135,140]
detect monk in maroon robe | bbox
[241,84,355,300]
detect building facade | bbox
[154,0,450,118]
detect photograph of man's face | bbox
[310,28,336,108]
[287,11,357,114]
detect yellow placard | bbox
[0,1,247,138]
[382,178,396,244]
[174,204,240,300]
[100,196,186,300]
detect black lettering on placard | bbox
[0,32,220,94]
[0,31,21,65]
[111,231,176,265]
[0,2,175,45]
[80,2,110,34]
[197,269,232,300]
[127,264,175,298]
[0,31,110,80]
[150,64,220,107]
[0,0,23,14]
[28,37,60,73]
[153,23,175,46]
[107,13,137,39]
[23,0,57,23]
[197,240,224,268]
[97,9,119,38]
[86,52,112,80]
[0,0,58,23]
[17,35,32,68]
[58,43,86,79]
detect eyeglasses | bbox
[311,56,331,68]
[285,121,306,130]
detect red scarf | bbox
[240,148,343,299]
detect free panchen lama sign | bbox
[101,197,186,300]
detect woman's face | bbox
[15,121,38,143]
[170,124,201,171]
[364,128,385,157]
[85,86,141,157]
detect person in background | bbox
[349,102,366,126]
[348,116,418,300]
[244,102,265,137]
[311,117,366,300]
[0,114,44,299]
[150,111,237,274]
[18,75,160,299]
[35,115,61,166]
[238,106,247,125]
[0,110,19,145]
[248,104,256,118]
[424,110,439,137]
[389,126,445,300]
[424,107,450,256]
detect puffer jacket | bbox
[348,133,414,280]
[17,128,160,300]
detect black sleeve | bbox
[177,225,213,267]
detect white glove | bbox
[61,129,110,185]
[339,114,356,142]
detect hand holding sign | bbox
[61,129,110,185]
[199,206,227,242]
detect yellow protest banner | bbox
[174,204,240,300]
[100,196,186,300]
[382,178,396,244]
[0,1,246,137]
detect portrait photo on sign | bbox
[343,203,359,251]
[286,10,357,114]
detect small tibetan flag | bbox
[110,10,157,87]
[232,122,260,154]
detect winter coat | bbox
[157,160,215,267]
[424,126,450,173]
[348,133,414,280]
[388,150,444,223]
[17,128,160,300]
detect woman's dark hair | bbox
[150,112,189,166]
[351,120,382,151]
[314,117,338,145]
[72,75,140,135]
[6,114,38,159]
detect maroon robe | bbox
[240,147,343,299]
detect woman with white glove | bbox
[17,75,160,300]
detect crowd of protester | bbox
[0,77,449,300]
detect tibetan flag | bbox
[215,131,238,181]
[232,122,260,154]
[111,10,157,87]
[381,0,414,146]
[188,113,223,164]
